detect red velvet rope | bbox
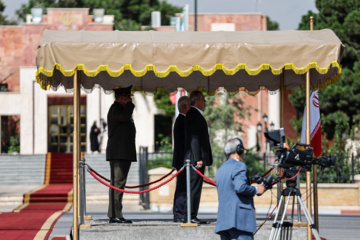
[88,168,182,194]
[254,201,279,235]
[192,167,217,186]
[88,167,111,182]
[88,166,175,188]
[203,179,217,186]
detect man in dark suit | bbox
[215,138,265,240]
[172,96,190,222]
[106,85,136,224]
[184,90,213,224]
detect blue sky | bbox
[166,0,318,30]
[3,0,318,30]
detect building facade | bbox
[0,8,162,154]
[0,8,296,155]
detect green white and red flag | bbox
[300,90,321,157]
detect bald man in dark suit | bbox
[172,96,190,222]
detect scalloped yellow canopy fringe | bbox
[35,61,342,92]
[35,29,344,94]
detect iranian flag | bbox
[300,90,321,157]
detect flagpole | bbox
[305,16,313,240]
[309,16,320,232]
[279,71,284,216]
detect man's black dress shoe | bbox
[109,217,132,223]
[173,217,184,223]
[190,217,208,224]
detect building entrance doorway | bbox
[48,105,86,152]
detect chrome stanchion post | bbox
[79,159,91,228]
[82,159,87,218]
[79,159,85,225]
[181,159,197,227]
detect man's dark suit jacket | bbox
[172,114,186,170]
[184,107,213,166]
[106,101,137,162]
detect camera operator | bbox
[215,138,265,240]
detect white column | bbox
[268,91,280,130]
[86,88,100,153]
[20,67,36,154]
[247,126,257,150]
[99,91,114,153]
[33,73,49,154]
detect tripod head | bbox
[283,168,300,189]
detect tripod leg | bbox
[289,194,296,240]
[274,191,292,240]
[269,195,284,240]
[297,195,321,240]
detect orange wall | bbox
[0,8,113,93]
[188,13,267,31]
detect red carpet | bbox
[45,153,74,184]
[0,153,81,240]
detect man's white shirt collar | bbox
[191,106,203,115]
[232,158,244,163]
[179,113,186,117]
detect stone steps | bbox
[0,154,140,185]
[0,154,45,185]
[0,154,141,205]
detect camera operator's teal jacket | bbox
[215,158,257,234]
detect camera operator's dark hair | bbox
[189,90,202,106]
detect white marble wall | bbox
[0,67,158,154]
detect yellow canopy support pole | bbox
[280,72,284,128]
[73,70,81,240]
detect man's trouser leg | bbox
[108,160,131,218]
[190,166,204,218]
[173,170,186,219]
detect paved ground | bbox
[1,184,360,240]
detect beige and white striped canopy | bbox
[36,29,344,94]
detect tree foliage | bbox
[203,92,251,154]
[290,0,360,142]
[16,0,182,30]
[153,90,175,117]
[0,0,17,25]
[267,16,279,31]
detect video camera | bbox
[252,174,274,190]
[251,129,336,190]
[264,128,336,171]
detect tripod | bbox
[268,178,320,240]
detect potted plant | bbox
[31,2,44,23]
[93,8,105,23]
